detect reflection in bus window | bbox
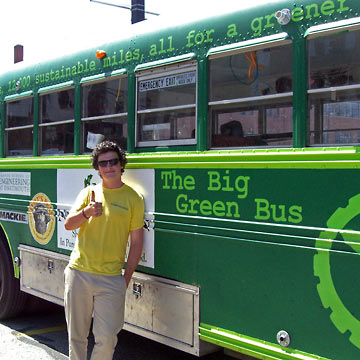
[136,63,197,147]
[40,88,75,154]
[82,77,128,151]
[308,30,360,146]
[5,97,33,156]
[209,44,293,148]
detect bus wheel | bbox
[0,240,28,320]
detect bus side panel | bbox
[151,225,198,284]
[197,234,359,360]
[155,168,360,360]
[0,169,58,261]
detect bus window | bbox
[209,43,293,148]
[5,97,33,156]
[40,88,75,154]
[136,62,196,147]
[308,30,360,146]
[82,76,128,151]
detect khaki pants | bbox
[64,266,126,360]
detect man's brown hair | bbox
[91,140,127,173]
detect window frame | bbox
[207,39,293,149]
[80,74,128,153]
[38,83,75,155]
[135,60,198,148]
[4,92,34,157]
[307,21,360,147]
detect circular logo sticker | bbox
[314,193,360,349]
[28,193,55,245]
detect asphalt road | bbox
[0,301,240,360]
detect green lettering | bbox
[226,202,240,218]
[207,171,221,191]
[195,32,204,45]
[321,0,335,15]
[337,0,349,12]
[205,30,214,43]
[161,170,193,190]
[291,7,304,22]
[183,175,195,190]
[271,204,287,222]
[119,49,125,64]
[161,171,172,189]
[172,170,184,190]
[103,56,111,67]
[84,59,89,72]
[200,200,212,216]
[264,13,276,29]
[158,38,166,54]
[90,61,96,71]
[176,194,188,214]
[227,24,238,37]
[149,44,157,56]
[213,201,226,217]
[112,52,118,66]
[125,51,132,62]
[305,3,320,18]
[77,61,84,73]
[288,205,303,224]
[167,36,175,52]
[251,17,263,37]
[221,170,234,191]
[254,198,270,220]
[188,198,200,215]
[133,49,140,61]
[235,176,250,199]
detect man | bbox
[64,140,144,360]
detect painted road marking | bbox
[15,325,67,337]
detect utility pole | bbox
[131,0,145,24]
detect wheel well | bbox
[0,223,17,278]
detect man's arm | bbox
[64,191,102,230]
[124,227,144,287]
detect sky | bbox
[0,0,271,71]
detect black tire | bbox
[0,239,28,320]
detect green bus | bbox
[1,0,360,359]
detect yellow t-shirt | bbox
[68,183,144,276]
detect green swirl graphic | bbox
[314,193,360,349]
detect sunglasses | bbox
[98,158,120,168]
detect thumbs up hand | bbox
[85,190,103,218]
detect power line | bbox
[89,0,160,17]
